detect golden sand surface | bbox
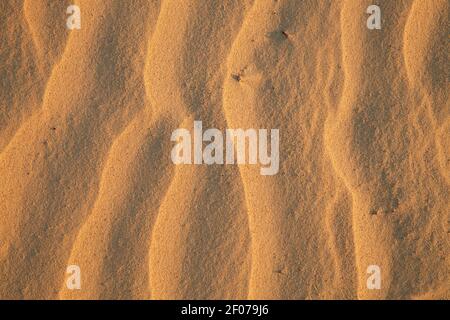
[0,0,448,299]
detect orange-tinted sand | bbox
[0,0,448,299]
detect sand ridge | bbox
[0,0,448,299]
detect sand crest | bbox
[0,0,448,299]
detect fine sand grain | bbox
[0,0,448,299]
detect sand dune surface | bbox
[0,0,448,299]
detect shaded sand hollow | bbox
[0,0,448,299]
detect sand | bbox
[0,0,448,300]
